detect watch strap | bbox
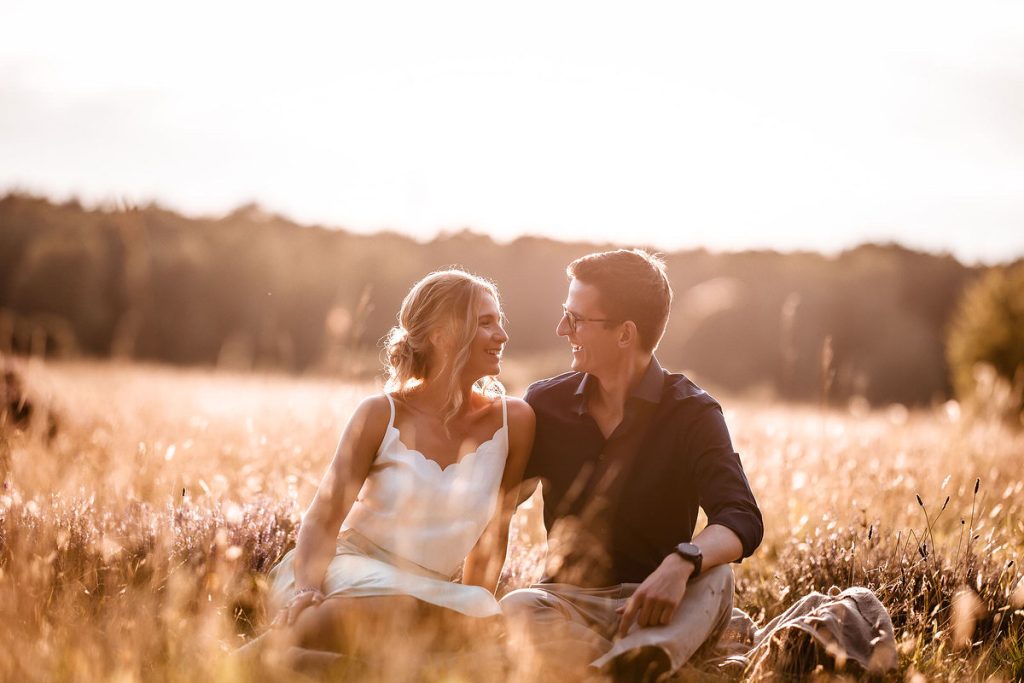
[673,543,702,577]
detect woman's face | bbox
[461,292,508,381]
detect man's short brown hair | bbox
[567,249,673,352]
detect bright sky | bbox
[2,1,1022,263]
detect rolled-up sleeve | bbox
[688,406,763,559]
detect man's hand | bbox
[617,554,693,637]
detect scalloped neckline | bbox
[387,424,507,475]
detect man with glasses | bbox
[501,249,763,681]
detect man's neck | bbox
[587,353,653,415]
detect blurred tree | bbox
[947,262,1024,418]
[9,229,119,355]
[0,193,999,407]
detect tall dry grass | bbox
[1,359,1022,681]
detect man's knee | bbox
[687,564,735,625]
[697,564,734,596]
[693,564,736,641]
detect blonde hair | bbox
[383,269,505,427]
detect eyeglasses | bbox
[561,305,616,334]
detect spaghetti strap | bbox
[500,394,508,451]
[384,393,396,430]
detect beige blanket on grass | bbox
[709,585,898,677]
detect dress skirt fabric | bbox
[268,528,501,618]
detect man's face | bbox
[557,278,622,375]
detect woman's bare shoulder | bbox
[345,394,392,441]
[502,396,535,429]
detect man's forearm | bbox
[619,523,745,634]
[690,524,744,573]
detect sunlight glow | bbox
[2,0,1023,262]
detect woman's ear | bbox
[428,327,456,362]
[428,328,447,352]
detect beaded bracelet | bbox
[292,586,324,601]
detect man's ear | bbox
[618,321,638,349]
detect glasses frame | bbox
[561,305,617,334]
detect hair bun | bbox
[386,327,411,356]
[387,326,408,344]
[384,326,423,388]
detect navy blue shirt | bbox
[523,357,763,585]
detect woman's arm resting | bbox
[462,398,535,592]
[289,395,389,596]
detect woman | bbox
[256,269,534,670]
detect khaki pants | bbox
[499,565,734,676]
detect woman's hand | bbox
[272,589,324,628]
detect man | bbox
[501,249,763,681]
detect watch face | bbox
[677,543,700,558]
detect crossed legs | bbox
[500,565,735,679]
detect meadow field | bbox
[1,359,1022,681]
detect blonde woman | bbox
[258,270,534,668]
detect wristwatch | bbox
[673,542,703,578]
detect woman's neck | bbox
[402,371,477,416]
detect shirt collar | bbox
[573,356,665,415]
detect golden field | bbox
[1,359,1022,681]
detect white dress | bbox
[268,393,509,618]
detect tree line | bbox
[1,192,1007,405]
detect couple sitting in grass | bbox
[243,249,893,681]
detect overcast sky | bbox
[2,1,1023,263]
